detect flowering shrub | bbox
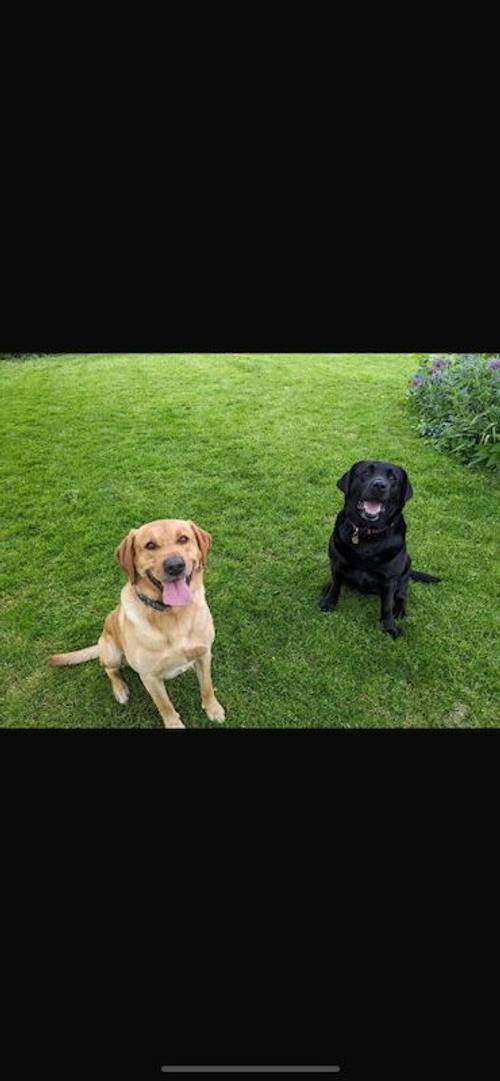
[407,354,500,471]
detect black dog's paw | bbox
[319,584,338,612]
[383,623,403,639]
[393,600,407,618]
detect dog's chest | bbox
[120,596,212,679]
[159,655,195,680]
[125,626,199,679]
[135,624,197,677]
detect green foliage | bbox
[408,354,500,470]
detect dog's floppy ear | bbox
[337,465,354,494]
[190,521,212,567]
[400,469,413,504]
[115,528,137,583]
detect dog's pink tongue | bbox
[364,501,382,514]
[162,578,192,606]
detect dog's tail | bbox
[409,570,441,584]
[49,644,100,666]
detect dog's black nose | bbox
[371,477,389,495]
[163,555,186,578]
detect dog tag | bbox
[352,527,360,545]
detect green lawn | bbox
[1,353,498,728]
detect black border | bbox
[3,728,498,1079]
[1,217,497,354]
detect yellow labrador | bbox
[50,519,225,728]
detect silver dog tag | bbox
[352,527,360,545]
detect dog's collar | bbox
[347,517,392,545]
[136,591,171,611]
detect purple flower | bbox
[487,358,500,370]
[430,356,450,370]
[410,373,425,386]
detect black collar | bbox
[347,516,395,545]
[348,517,390,535]
[136,591,171,611]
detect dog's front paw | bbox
[162,711,185,729]
[319,595,337,612]
[384,623,403,640]
[203,698,225,723]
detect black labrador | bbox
[319,460,440,638]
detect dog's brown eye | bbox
[145,541,157,550]
[178,535,189,544]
